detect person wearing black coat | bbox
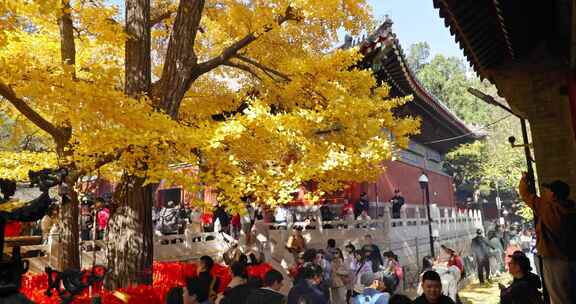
[470,229,495,283]
[287,264,327,304]
[187,256,219,304]
[354,192,369,219]
[214,204,231,234]
[218,262,254,304]
[390,189,405,219]
[499,251,544,304]
[362,234,384,272]
[246,270,286,304]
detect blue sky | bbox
[368,0,464,60]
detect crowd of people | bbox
[286,234,406,304]
[467,221,540,286]
[166,235,466,304]
[165,232,466,304]
[0,160,570,304]
[2,194,112,246]
[149,189,408,242]
[165,255,285,304]
[3,171,574,304]
[151,190,400,243]
[449,173,576,304]
[152,200,263,243]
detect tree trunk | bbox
[57,179,80,270]
[105,176,155,289]
[124,0,151,96]
[58,0,76,67]
[104,0,153,289]
[56,0,80,270]
[154,0,204,118]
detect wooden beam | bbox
[4,236,43,247]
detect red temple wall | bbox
[80,160,456,209]
[349,160,455,207]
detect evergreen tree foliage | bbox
[407,42,530,221]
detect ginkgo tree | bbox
[0,0,420,287]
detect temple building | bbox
[323,19,482,211]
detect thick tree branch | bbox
[195,33,260,76]
[195,6,300,77]
[154,4,299,119]
[153,0,205,118]
[59,0,76,69]
[235,54,291,81]
[0,82,67,144]
[125,0,151,96]
[56,0,76,153]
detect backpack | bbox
[355,292,387,304]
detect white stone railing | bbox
[153,231,234,261]
[266,205,481,236]
[19,206,482,272]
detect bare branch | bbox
[235,54,291,81]
[195,6,301,77]
[223,61,262,81]
[315,123,343,135]
[150,9,175,27]
[0,81,67,142]
[93,148,126,171]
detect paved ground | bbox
[458,274,511,304]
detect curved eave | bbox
[390,39,475,137]
[360,34,482,149]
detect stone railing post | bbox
[48,232,61,270]
[383,205,391,231]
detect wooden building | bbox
[433,0,576,195]
[311,19,482,208]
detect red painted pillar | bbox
[347,182,362,203]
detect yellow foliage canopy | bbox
[0,151,58,181]
[0,0,420,208]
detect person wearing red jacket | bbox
[441,245,463,274]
